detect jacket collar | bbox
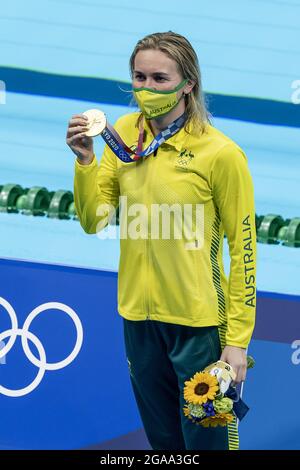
[142,117,186,153]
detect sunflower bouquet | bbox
[183,359,252,428]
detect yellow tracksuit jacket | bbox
[74,112,257,348]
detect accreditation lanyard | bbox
[101,113,186,163]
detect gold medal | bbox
[83,109,107,137]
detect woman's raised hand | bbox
[66,114,94,164]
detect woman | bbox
[66,31,256,451]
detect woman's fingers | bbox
[232,365,247,385]
[66,114,90,144]
[66,114,94,161]
[70,114,88,121]
[68,114,89,130]
[68,117,88,128]
[67,125,89,138]
[67,132,89,145]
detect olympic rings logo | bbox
[119,150,128,159]
[0,297,83,398]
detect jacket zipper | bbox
[145,152,156,320]
[145,236,151,320]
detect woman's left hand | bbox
[220,345,247,385]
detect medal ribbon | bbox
[99,113,186,163]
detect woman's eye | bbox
[134,75,167,81]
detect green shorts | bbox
[123,318,239,450]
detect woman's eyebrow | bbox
[134,70,170,76]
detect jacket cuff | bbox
[75,154,97,170]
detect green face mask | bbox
[133,78,188,119]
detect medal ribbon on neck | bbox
[100,113,186,163]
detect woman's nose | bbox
[144,78,156,89]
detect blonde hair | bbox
[129,31,211,135]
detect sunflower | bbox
[200,412,234,428]
[183,372,219,405]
